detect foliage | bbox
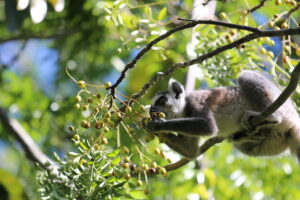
[0,0,300,200]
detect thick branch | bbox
[0,108,51,169]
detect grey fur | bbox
[147,71,300,160]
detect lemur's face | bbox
[150,78,186,119]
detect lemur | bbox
[146,71,300,161]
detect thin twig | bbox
[247,0,268,13]
[177,18,260,32]
[286,3,300,19]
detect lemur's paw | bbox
[142,118,163,133]
[241,110,260,131]
[228,130,266,144]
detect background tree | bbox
[0,0,300,199]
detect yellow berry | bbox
[295,48,300,57]
[275,0,282,5]
[77,80,86,88]
[101,137,108,144]
[142,164,149,171]
[75,103,81,109]
[124,156,130,162]
[283,55,289,63]
[150,161,157,168]
[281,22,288,29]
[104,82,112,88]
[73,134,80,141]
[154,148,161,155]
[94,121,104,129]
[241,10,248,15]
[139,105,146,111]
[81,120,91,128]
[274,26,280,31]
[137,180,143,186]
[290,0,297,6]
[158,112,166,119]
[159,167,167,176]
[124,173,131,180]
[225,34,233,43]
[82,104,89,111]
[219,12,227,19]
[268,21,274,28]
[268,40,275,46]
[75,95,82,102]
[122,162,130,168]
[125,106,132,113]
[267,51,274,58]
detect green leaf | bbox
[107,149,120,158]
[158,7,167,21]
[111,157,121,166]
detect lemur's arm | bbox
[147,117,218,137]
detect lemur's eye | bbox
[155,96,167,106]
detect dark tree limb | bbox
[0,108,52,169]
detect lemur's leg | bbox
[161,133,200,159]
[237,71,283,131]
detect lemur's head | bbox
[150,78,186,119]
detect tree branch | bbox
[162,136,225,172]
[108,19,263,98]
[131,27,300,101]
[0,107,52,169]
[247,0,268,13]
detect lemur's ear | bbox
[168,78,185,99]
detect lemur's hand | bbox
[241,110,281,136]
[143,118,164,132]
